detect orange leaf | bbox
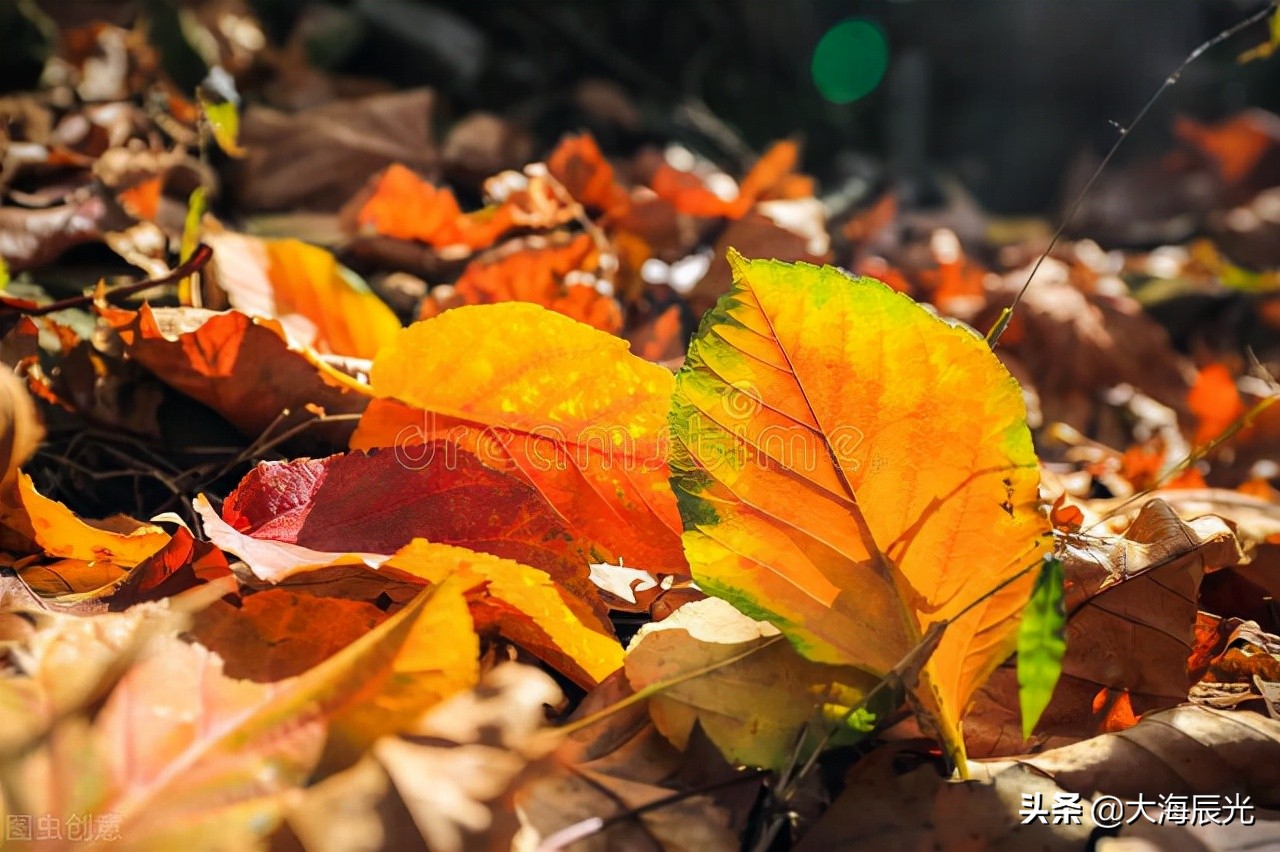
[356,163,516,251]
[352,303,687,574]
[101,304,371,446]
[1188,362,1246,445]
[118,176,163,222]
[420,234,622,333]
[651,140,808,219]
[2,472,169,568]
[1175,111,1280,184]
[546,133,630,216]
[206,232,402,359]
[669,253,1049,766]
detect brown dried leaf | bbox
[966,499,1246,757]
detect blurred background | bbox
[8,0,1280,215]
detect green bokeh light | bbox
[811,19,889,104]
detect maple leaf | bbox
[352,302,687,574]
[668,252,1050,765]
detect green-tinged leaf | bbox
[668,252,1049,767]
[1017,556,1066,740]
[201,98,244,156]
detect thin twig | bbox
[1,244,214,318]
[986,0,1280,347]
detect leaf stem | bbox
[553,635,783,737]
[986,0,1280,348]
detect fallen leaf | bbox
[385,539,622,688]
[669,252,1049,764]
[233,89,438,212]
[0,366,42,487]
[207,447,594,597]
[624,597,878,769]
[354,162,515,251]
[420,234,623,333]
[283,664,563,852]
[516,672,756,851]
[547,133,629,216]
[352,303,687,574]
[1189,363,1245,445]
[966,500,1246,757]
[1,472,170,568]
[651,140,809,220]
[0,579,480,848]
[796,746,1093,851]
[101,303,371,448]
[974,705,1280,808]
[206,231,402,358]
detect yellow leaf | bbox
[199,95,245,157]
[328,577,480,753]
[352,303,686,573]
[625,597,878,769]
[668,252,1050,766]
[1,368,43,489]
[385,539,623,687]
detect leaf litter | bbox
[1,3,1280,850]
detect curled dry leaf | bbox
[0,365,42,488]
[516,671,756,852]
[352,303,687,574]
[101,303,372,448]
[1,472,170,568]
[205,231,401,359]
[283,664,563,852]
[974,704,1280,808]
[14,526,231,611]
[966,499,1246,757]
[624,597,878,769]
[669,253,1049,764]
[795,747,1094,852]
